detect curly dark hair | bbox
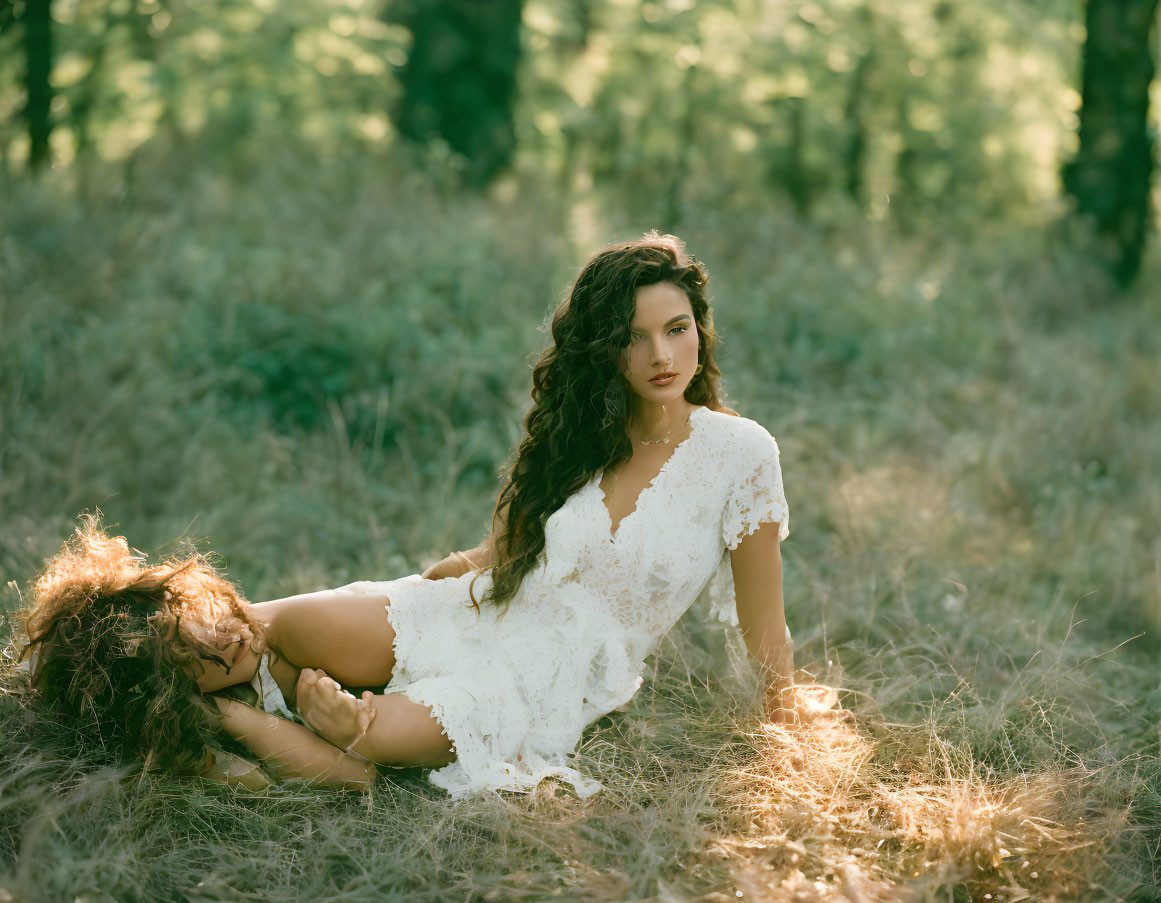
[471,232,734,612]
[14,516,265,773]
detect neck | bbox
[627,398,697,442]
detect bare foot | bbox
[201,748,275,791]
[297,668,377,751]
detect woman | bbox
[15,232,793,797]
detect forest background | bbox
[1,0,1160,900]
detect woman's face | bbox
[189,634,255,693]
[179,612,259,693]
[618,281,701,403]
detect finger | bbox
[299,668,318,687]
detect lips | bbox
[649,372,676,382]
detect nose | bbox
[649,335,668,364]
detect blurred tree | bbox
[390,0,525,188]
[0,0,1084,229]
[15,0,54,171]
[564,0,592,49]
[1063,0,1159,288]
[767,96,815,218]
[67,3,115,159]
[843,39,872,208]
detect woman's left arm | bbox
[209,697,377,789]
[729,520,795,724]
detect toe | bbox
[361,692,377,725]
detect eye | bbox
[668,326,687,336]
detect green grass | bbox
[1,146,1159,901]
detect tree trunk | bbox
[23,0,54,171]
[843,50,871,208]
[1063,0,1160,288]
[392,0,525,188]
[765,97,813,217]
[661,66,697,230]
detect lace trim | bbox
[400,680,603,800]
[250,650,298,723]
[594,405,708,542]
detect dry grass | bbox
[1,146,1158,901]
[705,684,1118,902]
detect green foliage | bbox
[0,0,1085,227]
[518,0,1080,222]
[0,151,566,591]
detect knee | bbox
[363,697,455,768]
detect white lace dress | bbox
[329,405,789,799]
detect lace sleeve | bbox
[704,425,789,626]
[721,426,789,550]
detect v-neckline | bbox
[594,405,707,543]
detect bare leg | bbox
[298,668,455,767]
[250,589,398,688]
[249,592,454,769]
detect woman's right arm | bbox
[419,543,494,580]
[420,500,505,580]
[209,697,376,790]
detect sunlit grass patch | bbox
[707,684,1116,902]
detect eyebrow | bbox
[632,314,692,331]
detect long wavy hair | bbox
[470,232,735,612]
[13,516,265,773]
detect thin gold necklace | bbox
[632,410,693,446]
[604,410,694,540]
